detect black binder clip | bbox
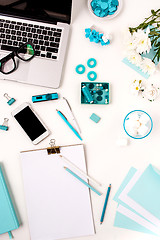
[47,139,60,155]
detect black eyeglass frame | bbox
[0,42,35,75]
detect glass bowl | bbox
[88,0,123,20]
[123,110,153,139]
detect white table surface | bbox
[1,0,160,240]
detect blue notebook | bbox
[0,166,19,238]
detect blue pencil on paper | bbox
[56,109,82,141]
[64,167,102,196]
[100,184,111,224]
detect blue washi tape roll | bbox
[87,58,97,68]
[75,64,85,74]
[87,71,97,81]
[82,86,94,103]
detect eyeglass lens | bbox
[17,44,34,61]
[0,58,15,74]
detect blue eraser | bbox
[90,113,101,123]
[32,93,59,103]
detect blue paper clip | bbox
[32,93,58,103]
[4,93,16,105]
[0,118,9,131]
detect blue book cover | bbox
[0,166,19,236]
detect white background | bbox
[1,0,160,240]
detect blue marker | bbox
[32,93,58,103]
[56,109,82,141]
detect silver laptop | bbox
[0,0,72,88]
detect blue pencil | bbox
[100,184,111,224]
[64,167,102,196]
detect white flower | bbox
[102,33,112,42]
[141,57,156,75]
[133,29,151,54]
[123,29,137,50]
[127,50,143,66]
[130,80,142,95]
[142,84,159,101]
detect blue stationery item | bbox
[122,58,150,79]
[114,211,156,235]
[82,86,94,103]
[128,164,160,221]
[56,109,82,141]
[75,64,85,74]
[64,167,102,196]
[90,113,101,123]
[81,82,109,104]
[0,166,19,238]
[87,71,97,81]
[100,184,111,224]
[0,118,9,131]
[4,93,16,106]
[87,58,97,68]
[32,93,58,103]
[113,167,158,235]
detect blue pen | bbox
[100,184,111,224]
[56,109,82,141]
[64,167,102,196]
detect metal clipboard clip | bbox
[47,139,60,155]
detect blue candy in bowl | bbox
[88,0,122,19]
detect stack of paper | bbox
[113,164,160,236]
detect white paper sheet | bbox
[20,144,95,240]
[117,205,160,236]
[118,170,160,227]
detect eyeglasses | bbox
[0,42,35,74]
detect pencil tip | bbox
[100,222,102,224]
[64,166,67,169]
[109,184,111,187]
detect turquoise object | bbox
[87,58,97,68]
[128,164,160,222]
[4,93,15,106]
[123,110,153,139]
[81,82,109,104]
[32,93,58,103]
[113,167,157,235]
[75,64,85,74]
[85,28,110,46]
[87,71,97,81]
[7,98,15,105]
[100,184,111,223]
[82,86,94,103]
[90,0,119,17]
[65,167,102,196]
[0,118,9,131]
[122,58,150,79]
[90,113,101,123]
[0,166,20,236]
[56,110,82,141]
[0,125,8,131]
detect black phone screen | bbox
[14,106,46,141]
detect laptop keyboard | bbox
[0,19,62,60]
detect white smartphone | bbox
[12,102,50,144]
